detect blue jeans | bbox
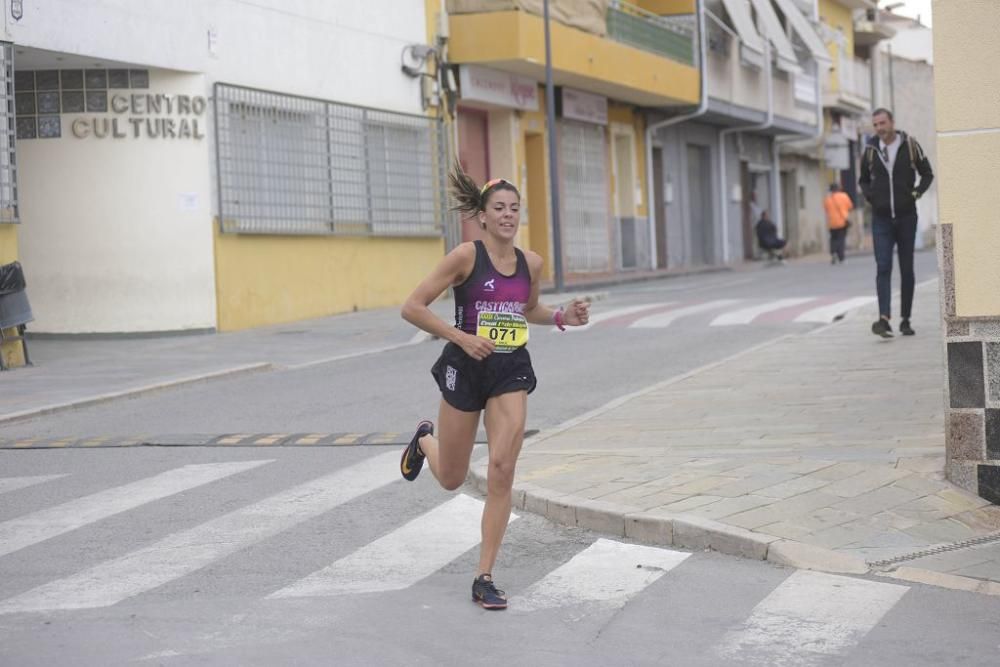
[872,213,918,319]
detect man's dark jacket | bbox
[858,131,933,219]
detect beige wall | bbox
[934,0,1000,317]
[16,70,216,333]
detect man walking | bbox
[823,182,853,264]
[859,108,934,338]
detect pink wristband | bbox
[554,309,566,331]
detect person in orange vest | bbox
[823,182,853,265]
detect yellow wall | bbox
[636,0,695,14]
[0,224,16,263]
[934,0,1000,317]
[0,224,25,368]
[213,228,444,331]
[448,11,699,107]
[608,104,648,219]
[819,0,855,94]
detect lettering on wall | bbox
[14,68,207,141]
[72,94,207,140]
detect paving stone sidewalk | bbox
[471,283,1000,594]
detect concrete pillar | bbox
[933,0,1000,503]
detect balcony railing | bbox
[606,0,696,66]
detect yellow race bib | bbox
[476,311,529,352]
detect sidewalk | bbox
[469,283,1000,595]
[0,290,603,423]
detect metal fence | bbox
[0,43,18,224]
[606,1,696,66]
[214,83,447,237]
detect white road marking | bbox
[0,452,402,613]
[710,298,816,326]
[716,570,909,666]
[793,296,876,323]
[514,539,690,612]
[0,474,68,496]
[271,494,515,598]
[0,461,271,559]
[557,303,676,332]
[629,299,742,328]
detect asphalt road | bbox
[7,250,993,666]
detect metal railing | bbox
[214,83,446,237]
[0,42,18,224]
[606,1,696,66]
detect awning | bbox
[720,0,766,67]
[749,0,802,74]
[771,0,833,66]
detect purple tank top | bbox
[453,241,531,335]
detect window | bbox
[215,83,444,237]
[0,43,16,223]
[14,66,149,141]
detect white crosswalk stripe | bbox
[629,299,742,328]
[555,303,675,332]
[793,296,876,323]
[514,538,690,612]
[0,452,400,613]
[271,494,515,598]
[710,297,816,326]
[0,458,917,664]
[715,570,909,666]
[0,474,68,496]
[0,461,271,559]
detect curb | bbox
[468,465,1000,596]
[0,362,273,425]
[467,462,869,575]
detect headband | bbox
[480,178,510,197]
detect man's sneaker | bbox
[900,319,915,336]
[472,574,507,610]
[871,319,894,338]
[400,420,433,481]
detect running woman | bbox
[399,166,589,610]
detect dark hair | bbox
[872,108,894,121]
[448,162,520,214]
[829,182,840,192]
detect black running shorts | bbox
[431,342,537,412]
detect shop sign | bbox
[458,66,538,111]
[560,88,607,125]
[71,93,207,140]
[824,133,850,170]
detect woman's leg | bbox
[419,399,480,491]
[478,390,527,576]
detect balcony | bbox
[824,53,871,113]
[854,7,896,48]
[703,10,818,130]
[446,0,700,107]
[606,1,695,65]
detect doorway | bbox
[686,143,713,266]
[525,132,551,281]
[457,107,489,243]
[652,146,667,269]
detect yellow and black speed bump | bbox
[0,432,410,449]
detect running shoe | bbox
[400,420,433,481]
[472,574,507,610]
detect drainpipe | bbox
[718,40,773,264]
[643,0,708,270]
[772,66,824,238]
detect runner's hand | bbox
[458,332,495,360]
[563,298,590,327]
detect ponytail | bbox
[449,162,483,215]
[448,161,520,215]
